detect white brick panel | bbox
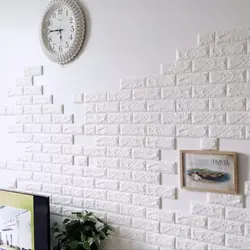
[33,95,53,105]
[63,186,84,197]
[120,77,147,90]
[132,195,160,208]
[146,232,175,248]
[73,177,95,188]
[43,184,62,194]
[61,206,79,217]
[210,69,246,84]
[197,32,215,46]
[133,112,161,124]
[119,136,145,148]
[176,125,208,137]
[132,218,159,233]
[107,147,131,158]
[25,144,42,153]
[43,164,62,174]
[107,213,132,227]
[96,102,120,113]
[52,114,73,124]
[43,144,62,154]
[216,28,250,43]
[72,93,84,104]
[132,172,160,185]
[146,208,175,223]
[162,112,191,124]
[96,124,119,135]
[73,198,83,208]
[177,45,209,60]
[6,161,23,170]
[43,124,62,134]
[84,188,107,200]
[63,124,84,134]
[17,181,42,192]
[6,106,23,115]
[193,58,226,72]
[84,167,106,178]
[208,218,243,236]
[108,113,132,124]
[147,100,176,112]
[207,193,243,208]
[193,85,226,98]
[63,145,83,155]
[84,103,96,113]
[225,234,250,249]
[132,148,160,161]
[96,200,119,213]
[162,86,192,99]
[245,181,250,195]
[74,156,88,167]
[84,92,107,103]
[24,66,43,76]
[210,98,246,111]
[121,101,146,112]
[228,55,250,69]
[16,134,33,143]
[33,134,52,144]
[85,114,107,124]
[50,205,62,215]
[177,99,209,111]
[33,172,51,183]
[52,195,72,206]
[84,147,106,157]
[52,155,73,165]
[177,72,208,86]
[176,238,207,250]
[33,153,51,163]
[245,223,250,237]
[120,227,146,241]
[24,162,42,172]
[16,76,33,86]
[190,215,208,229]
[146,161,177,174]
[16,115,33,124]
[16,96,32,105]
[160,223,190,238]
[132,241,158,250]
[191,202,225,219]
[90,157,120,169]
[147,75,175,87]
[146,137,175,149]
[24,105,42,114]
[52,135,74,144]
[192,112,226,125]
[147,124,175,136]
[23,86,43,96]
[120,181,146,194]
[161,61,192,74]
[33,115,51,124]
[209,125,245,139]
[96,136,119,147]
[211,41,247,57]
[146,185,176,199]
[95,178,119,191]
[8,124,24,133]
[120,159,145,171]
[8,87,23,97]
[121,124,145,136]
[191,228,225,246]
[133,88,160,100]
[43,105,63,114]
[107,169,131,181]
[62,165,83,176]
[227,112,250,125]
[108,90,132,101]
[200,138,218,150]
[107,191,132,204]
[120,204,146,218]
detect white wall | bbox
[1,0,250,249]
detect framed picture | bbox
[180,150,238,194]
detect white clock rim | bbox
[40,0,85,65]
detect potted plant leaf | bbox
[52,211,113,250]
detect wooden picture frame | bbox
[180,150,238,194]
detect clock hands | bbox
[49,29,63,33]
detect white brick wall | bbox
[6,27,250,249]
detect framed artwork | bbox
[180,150,238,194]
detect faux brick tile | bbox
[146,185,176,199]
[177,99,209,111]
[43,164,62,174]
[192,112,225,125]
[160,223,190,238]
[6,106,23,115]
[43,124,62,134]
[16,96,32,105]
[193,58,226,72]
[161,61,192,75]
[209,125,245,139]
[120,181,146,194]
[43,105,63,114]
[146,208,175,223]
[96,124,119,135]
[147,100,176,112]
[133,88,160,100]
[33,134,52,144]
[177,45,209,60]
[16,134,33,143]
[33,115,51,124]
[227,112,250,125]
[63,145,83,156]
[226,207,250,222]
[63,186,84,197]
[225,234,250,249]
[107,191,132,204]
[107,213,132,227]
[121,124,146,136]
[96,102,120,113]
[193,84,226,98]
[207,193,243,208]
[84,103,96,113]
[146,137,175,149]
[120,204,146,218]
[8,86,23,97]
[120,227,145,241]
[176,238,207,250]
[132,218,159,233]
[73,177,95,188]
[200,138,218,150]
[210,98,246,111]
[147,124,175,136]
[108,113,132,124]
[63,124,84,134]
[90,157,120,169]
[24,105,42,114]
[146,161,177,174]
[120,77,147,90]
[120,159,145,171]
[228,83,250,97]
[133,194,160,208]
[96,136,119,147]
[52,114,73,124]
[162,112,191,124]
[197,32,215,46]
[23,86,43,96]
[84,147,106,157]
[147,75,175,87]
[52,155,73,165]
[33,153,51,163]
[177,72,208,86]
[108,90,132,101]
[245,181,250,195]
[146,232,175,248]
[16,115,33,124]
[210,69,246,84]
[176,125,208,137]
[95,178,119,191]
[84,92,107,103]
[162,86,192,99]
[216,28,250,43]
[43,144,62,154]
[190,215,208,229]
[107,147,131,158]
[84,167,106,178]
[85,114,107,124]
[16,76,33,86]
[121,101,146,112]
[52,135,74,144]
[132,171,160,185]
[24,66,43,76]
[84,188,107,200]
[33,95,53,105]
[119,136,145,148]
[133,112,161,124]
[228,55,250,69]
[132,148,160,161]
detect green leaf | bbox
[63,218,70,224]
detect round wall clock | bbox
[40,0,85,65]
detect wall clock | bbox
[40,0,85,65]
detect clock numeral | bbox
[69,17,73,24]
[58,9,63,15]
[52,43,56,50]
[71,26,75,32]
[59,46,63,52]
[65,42,69,48]
[48,37,52,42]
[69,34,73,40]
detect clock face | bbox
[45,6,76,53]
[40,0,85,65]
